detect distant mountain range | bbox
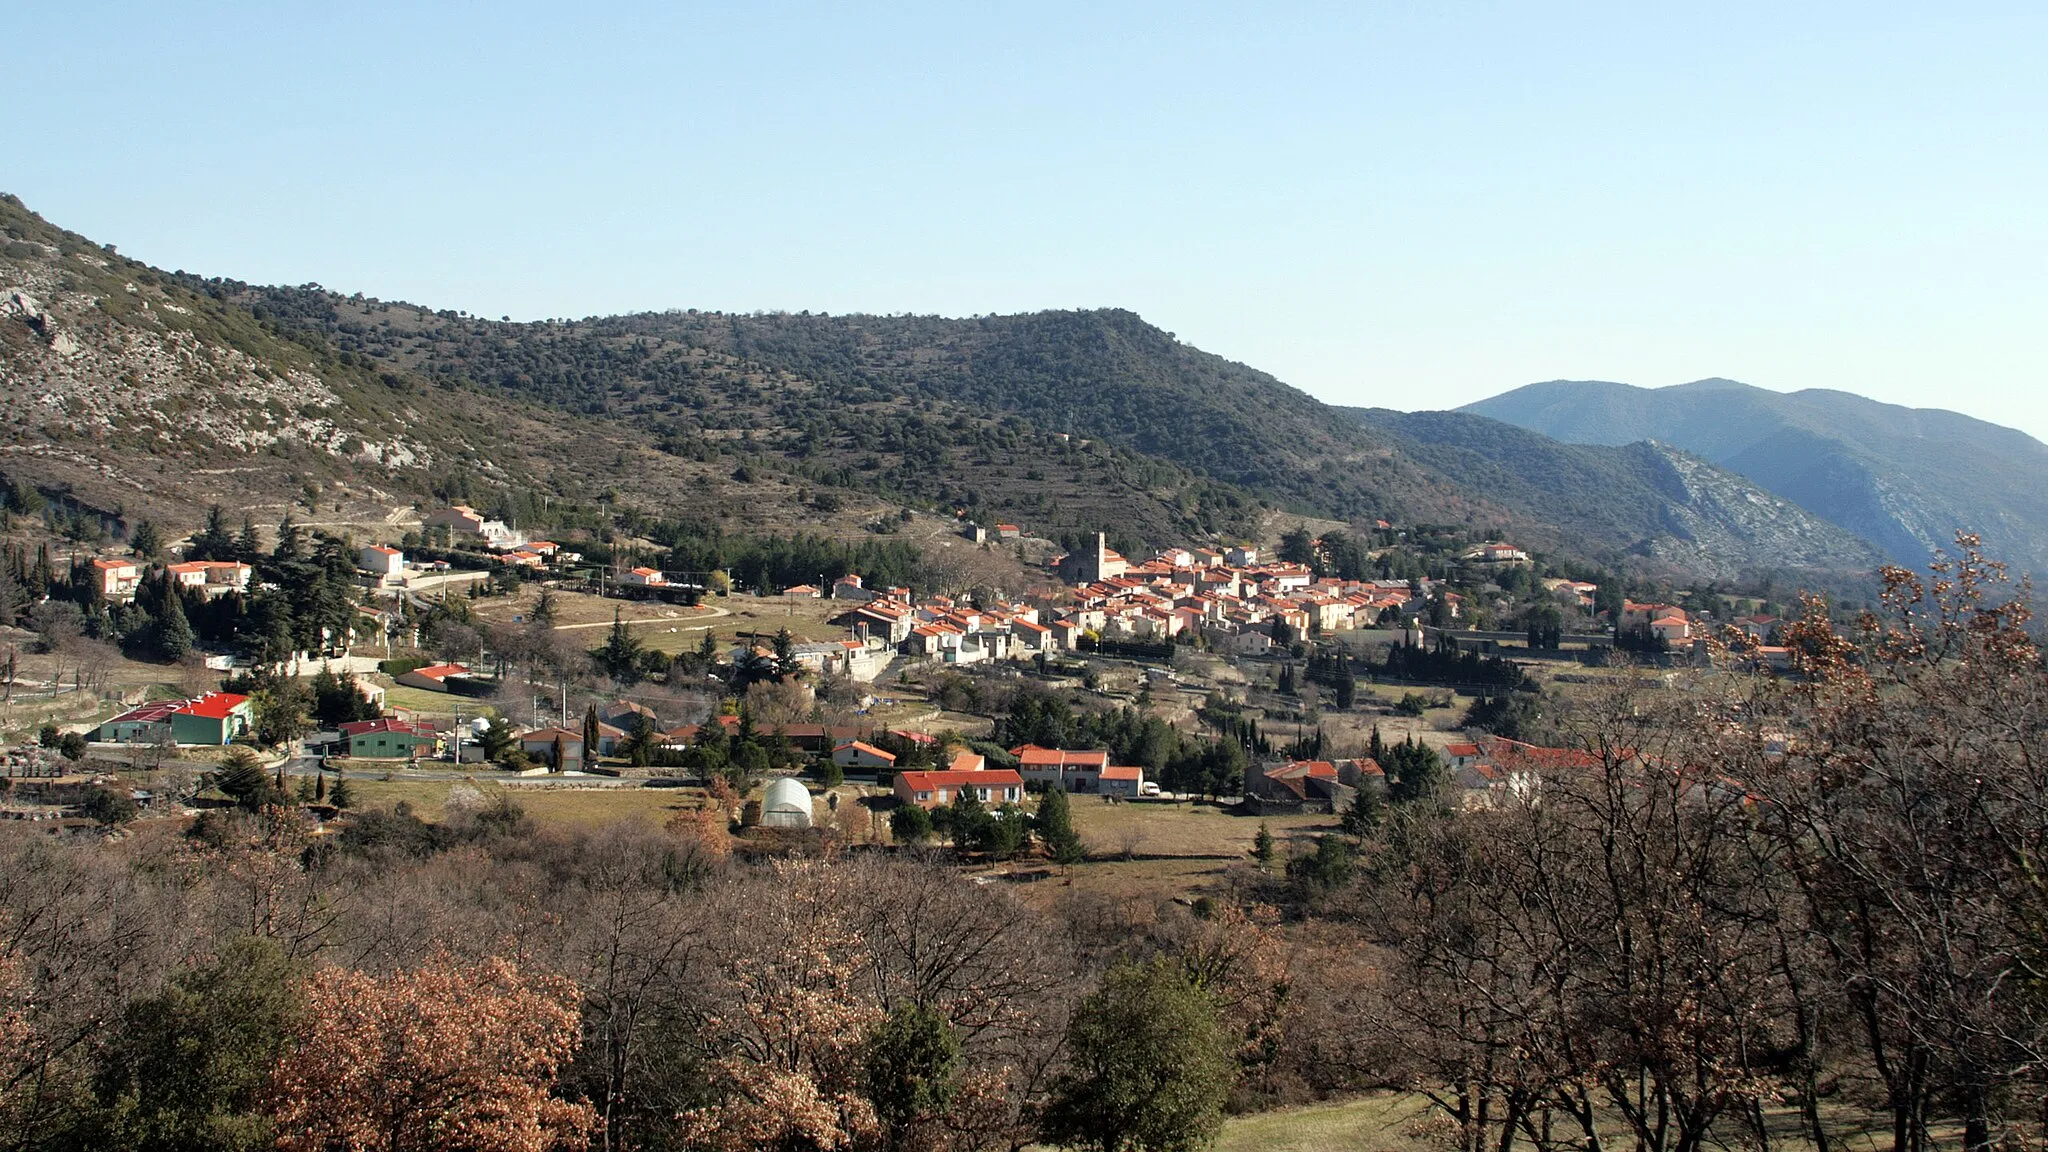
[1462,379,2048,574]
[1346,408,1888,581]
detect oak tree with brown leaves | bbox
[267,955,596,1152]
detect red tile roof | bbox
[896,769,1024,791]
[176,692,248,720]
[1012,746,1110,769]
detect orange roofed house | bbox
[394,662,476,693]
[893,768,1025,809]
[833,740,897,770]
[91,558,141,600]
[166,560,254,598]
[1010,745,1146,794]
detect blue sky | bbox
[9,3,2048,437]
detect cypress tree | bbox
[1036,786,1084,865]
[156,592,195,661]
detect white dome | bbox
[470,717,492,736]
[760,778,814,828]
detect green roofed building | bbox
[338,717,438,759]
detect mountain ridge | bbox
[1462,378,2048,572]
[1347,407,1889,581]
[0,192,1931,586]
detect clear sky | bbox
[8,3,2048,437]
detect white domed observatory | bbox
[760,777,816,829]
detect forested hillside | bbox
[1352,408,1887,579]
[205,289,1508,544]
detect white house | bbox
[359,544,404,581]
[832,741,897,770]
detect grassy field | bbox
[1217,1094,1432,1152]
[344,776,716,824]
[339,776,885,831]
[1068,798,1330,859]
[660,595,855,650]
[467,586,716,630]
[374,682,475,717]
[1210,1093,1906,1152]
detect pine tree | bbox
[947,784,992,852]
[214,748,271,811]
[271,515,304,562]
[190,506,236,562]
[156,592,195,661]
[129,519,162,560]
[235,515,263,563]
[593,610,643,684]
[773,627,800,681]
[328,775,354,809]
[1340,787,1383,837]
[1252,822,1275,865]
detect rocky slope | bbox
[0,195,910,544]
[1463,378,2048,574]
[1352,408,1887,581]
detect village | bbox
[0,490,1804,904]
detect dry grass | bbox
[1068,798,1330,859]
[467,587,715,630]
[1216,1093,1433,1152]
[505,785,708,827]
[342,776,705,823]
[374,682,473,717]
[1207,1092,1904,1152]
[344,777,463,816]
